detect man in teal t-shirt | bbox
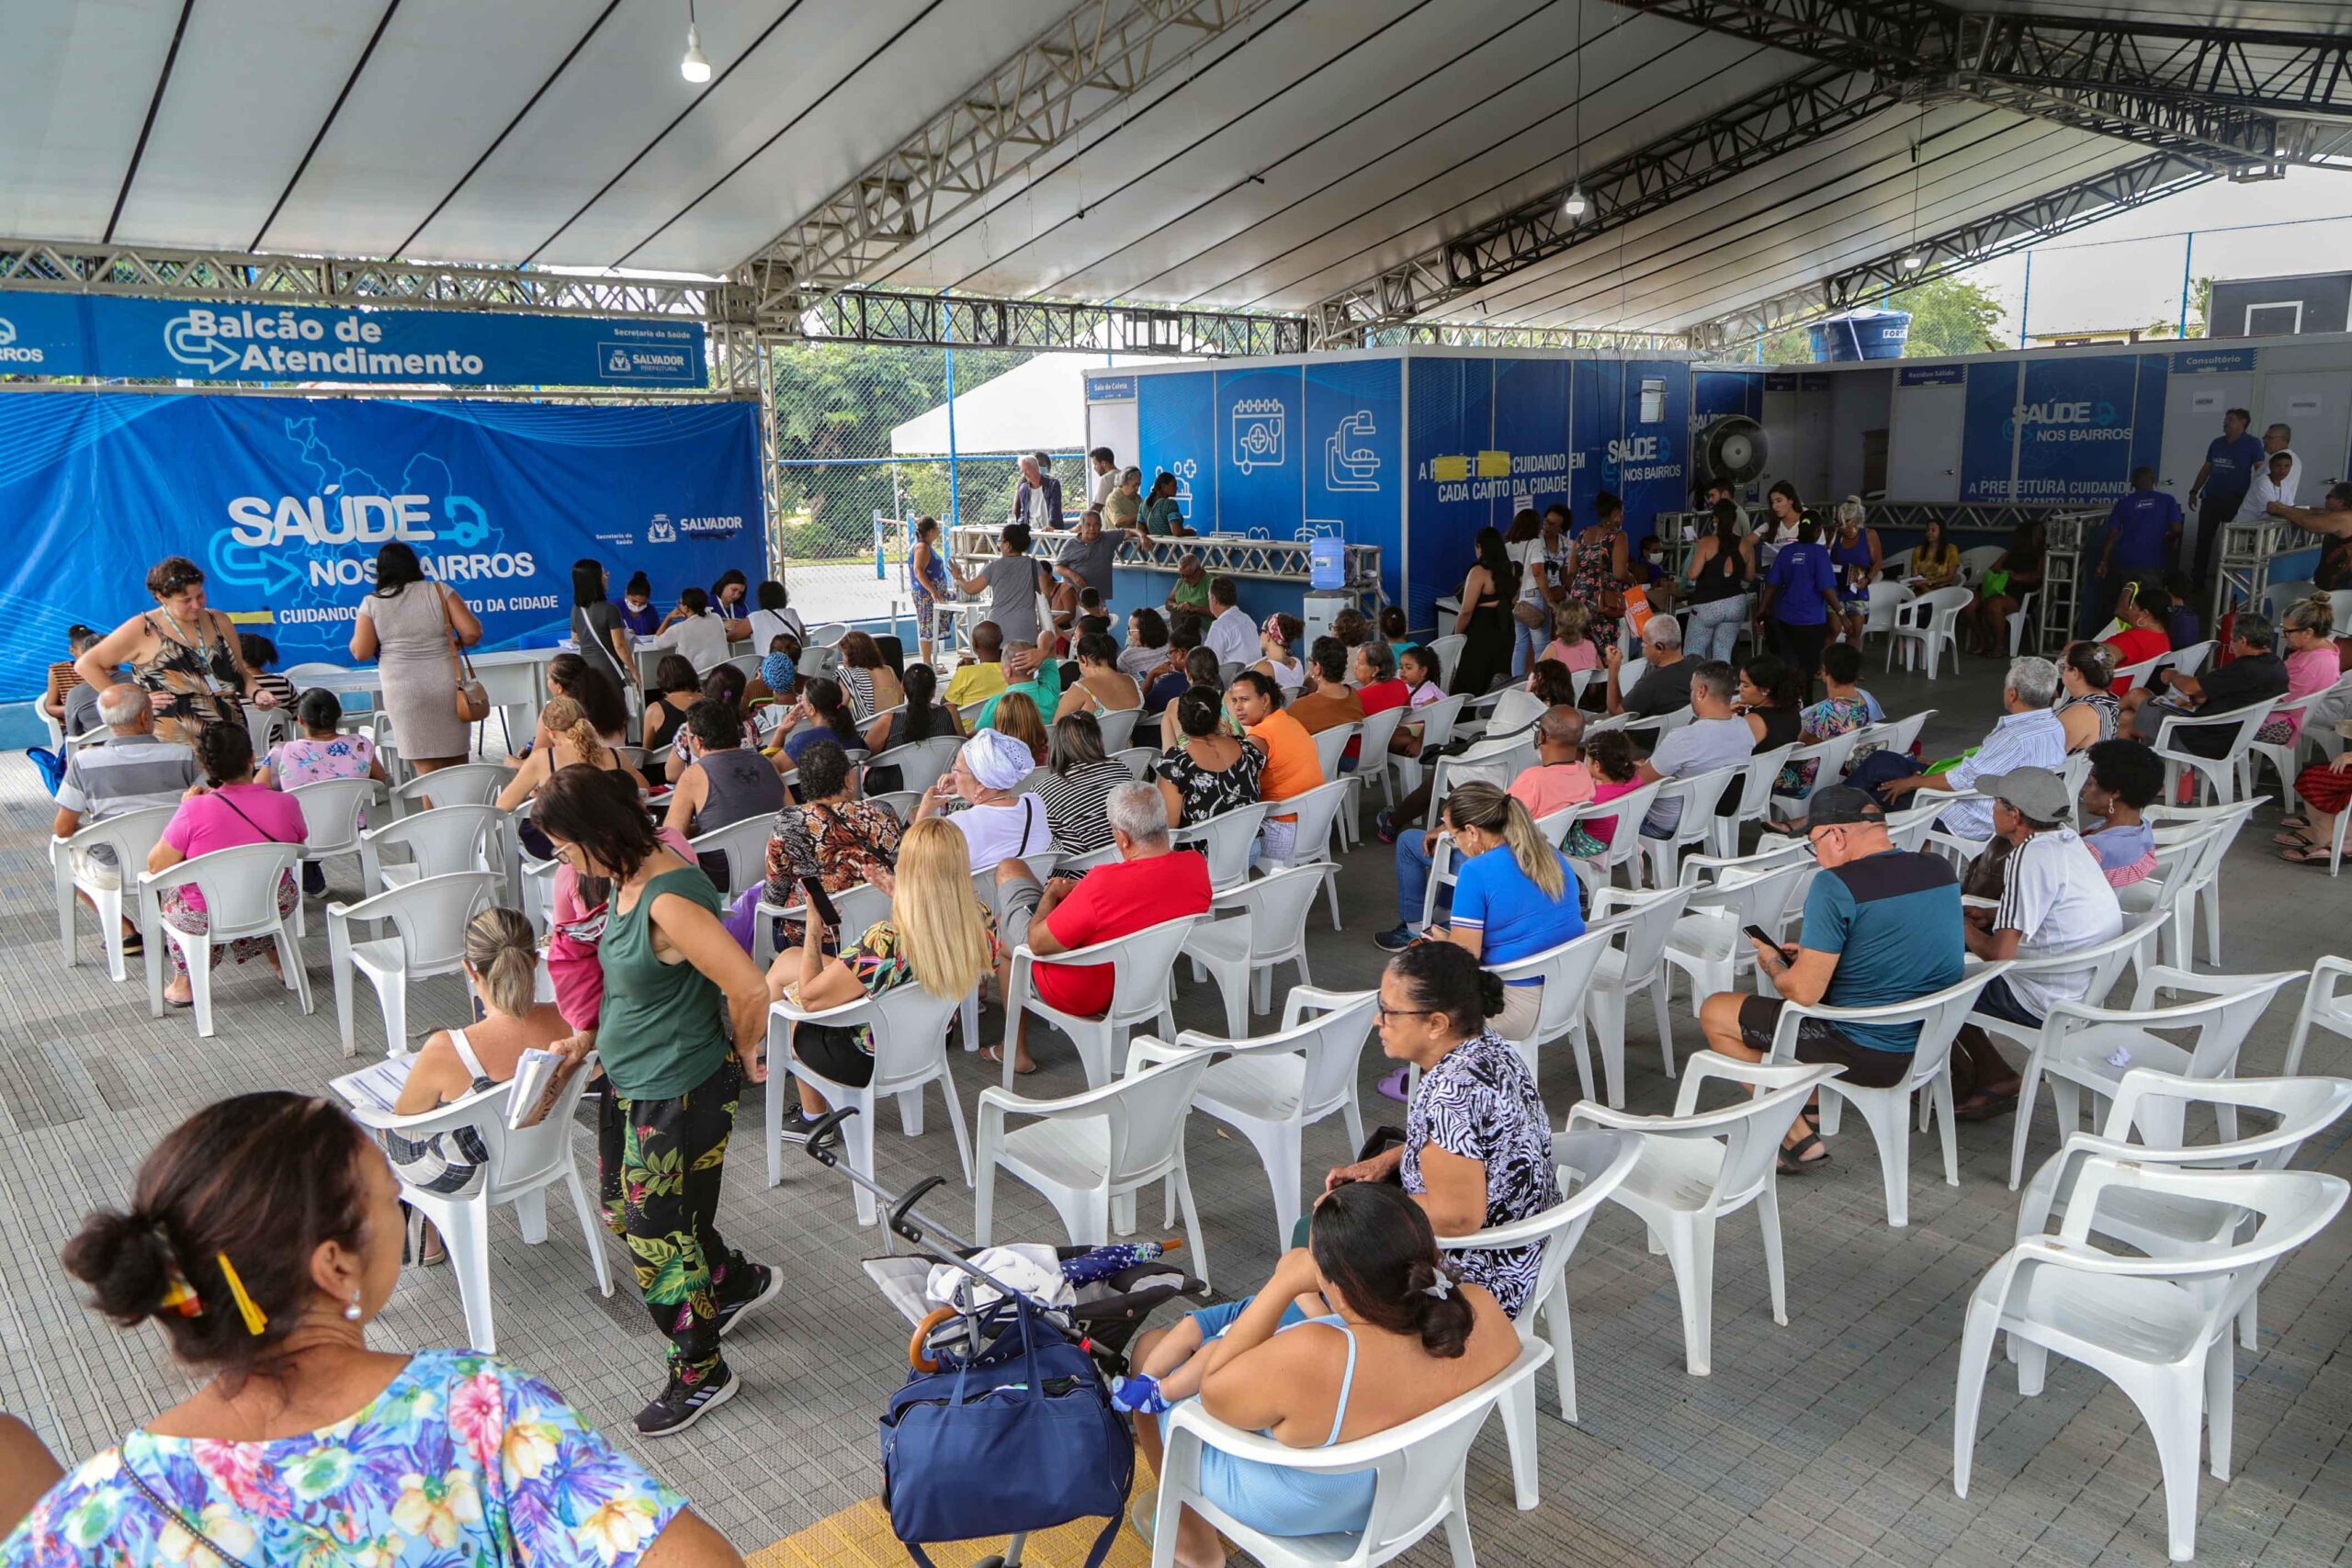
[1693,785,1962,1170]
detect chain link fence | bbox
[763,341,1092,627]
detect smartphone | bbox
[1742,924,1781,950]
[797,874,841,930]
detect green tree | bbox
[2148,276,2212,339]
[1889,276,2006,356]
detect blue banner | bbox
[1136,370,1215,527]
[1615,360,1689,545]
[1405,356,1503,627]
[1960,362,2024,502]
[2013,355,2141,504]
[2173,346,2258,375]
[1692,370,1764,420]
[0,393,762,700]
[1491,358,1574,525]
[1303,357,1403,604]
[1216,364,1303,533]
[1899,364,1966,387]
[0,290,707,388]
[1569,359,1618,527]
[1084,373,1136,402]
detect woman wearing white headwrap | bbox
[916,728,1055,873]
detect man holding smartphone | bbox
[1694,787,1963,1174]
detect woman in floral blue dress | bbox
[2,1092,740,1567]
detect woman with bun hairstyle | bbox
[15,1091,741,1566]
[1121,1179,1518,1564]
[1324,941,1559,1315]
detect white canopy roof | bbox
[888,353,1166,457]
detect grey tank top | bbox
[693,747,786,833]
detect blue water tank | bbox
[1808,310,1912,362]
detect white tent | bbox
[888,352,1172,457]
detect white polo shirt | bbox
[1996,827,2125,1019]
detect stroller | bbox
[803,1108,1208,1568]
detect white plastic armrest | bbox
[1675,1051,1838,1118]
[766,992,876,1027]
[1279,985,1369,1032]
[975,1081,1117,1120]
[345,1081,506,1139]
[1564,1100,1654,1133]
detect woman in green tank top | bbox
[534,763,782,1438]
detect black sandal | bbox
[1778,1132,1829,1175]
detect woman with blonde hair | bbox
[772,818,1002,1127]
[1828,494,1882,648]
[497,693,646,809]
[1383,780,1583,1042]
[989,688,1051,770]
[390,908,572,1233]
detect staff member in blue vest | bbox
[1758,518,1840,696]
[2187,408,2262,583]
[2098,466,2182,589]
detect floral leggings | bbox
[160,876,296,975]
[599,1056,756,1383]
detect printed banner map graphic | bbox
[0,393,762,700]
[0,290,707,388]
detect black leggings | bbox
[1773,620,1829,694]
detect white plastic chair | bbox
[1762,964,2010,1227]
[2151,699,2277,807]
[1771,728,1865,815]
[1969,912,2164,1082]
[2016,1067,2352,1351]
[2165,638,2216,679]
[1179,865,1331,1037]
[1713,743,1795,858]
[1171,802,1268,891]
[327,871,503,1058]
[1253,777,1351,928]
[2007,966,2307,1190]
[1308,719,1356,784]
[1660,857,1812,1011]
[1385,692,1469,799]
[343,1055,613,1355]
[865,735,962,796]
[360,804,507,891]
[1114,744,1160,782]
[289,776,379,908]
[53,805,175,982]
[1153,1339,1550,1568]
[974,1050,1212,1283]
[1481,925,1618,1105]
[1130,988,1378,1247]
[389,761,509,813]
[2126,803,2257,970]
[1418,733,1536,829]
[1958,544,2006,585]
[999,912,1203,1089]
[1558,778,1665,896]
[2285,954,2352,1074]
[751,878,890,968]
[1567,1055,1842,1374]
[1886,584,1972,679]
[766,983,973,1213]
[1954,1162,2347,1563]
[1093,706,1140,753]
[2241,680,2348,812]
[2006,588,2037,658]
[1637,763,1739,891]
[1426,632,1467,690]
[867,788,923,825]
[140,843,314,1038]
[1344,704,1408,839]
[1442,1128,1642,1461]
[1583,886,1696,1107]
[684,815,773,900]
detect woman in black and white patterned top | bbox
[1324,941,1558,1316]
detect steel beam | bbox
[787,288,1306,356]
[1609,0,2352,168]
[0,237,737,321]
[1382,322,1690,350]
[1684,149,2215,350]
[1309,66,1895,347]
[738,0,1260,313]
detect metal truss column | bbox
[2035,510,2095,655]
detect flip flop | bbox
[978,1045,1038,1076]
[1953,1088,2020,1122]
[2279,844,2336,866]
[1375,1066,1412,1103]
[2280,814,2312,830]
[2274,829,2315,848]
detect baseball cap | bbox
[1979,766,2072,827]
[1805,785,1884,827]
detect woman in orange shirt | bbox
[1227,669,1325,861]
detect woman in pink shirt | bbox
[2257,596,2342,745]
[146,723,309,1008]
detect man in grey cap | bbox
[1699,784,1963,1172]
[1950,766,2124,1121]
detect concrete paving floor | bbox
[0,651,2346,1566]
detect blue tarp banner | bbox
[0,290,707,388]
[0,392,763,700]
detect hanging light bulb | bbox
[1899,248,1926,272]
[680,1,712,84]
[1562,186,1589,221]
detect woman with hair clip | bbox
[533,764,779,1436]
[497,694,647,811]
[2055,640,2121,750]
[1055,630,1145,721]
[145,722,310,1008]
[14,1091,743,1565]
[351,540,481,773]
[768,818,1001,1136]
[571,557,636,696]
[1252,613,1308,696]
[1118,1180,1518,1565]
[388,908,572,1258]
[1154,683,1263,829]
[1375,783,1584,1039]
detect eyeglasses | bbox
[1374,1005,1439,1022]
[1804,824,1848,860]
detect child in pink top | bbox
[1540,602,1600,674]
[259,688,387,790]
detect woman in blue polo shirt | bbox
[1423,781,1583,1044]
[1760,517,1840,696]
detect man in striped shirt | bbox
[52,685,203,949]
[1876,657,2067,841]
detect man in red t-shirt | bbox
[1348,640,1410,766]
[991,780,1212,1074]
[2101,586,2174,695]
